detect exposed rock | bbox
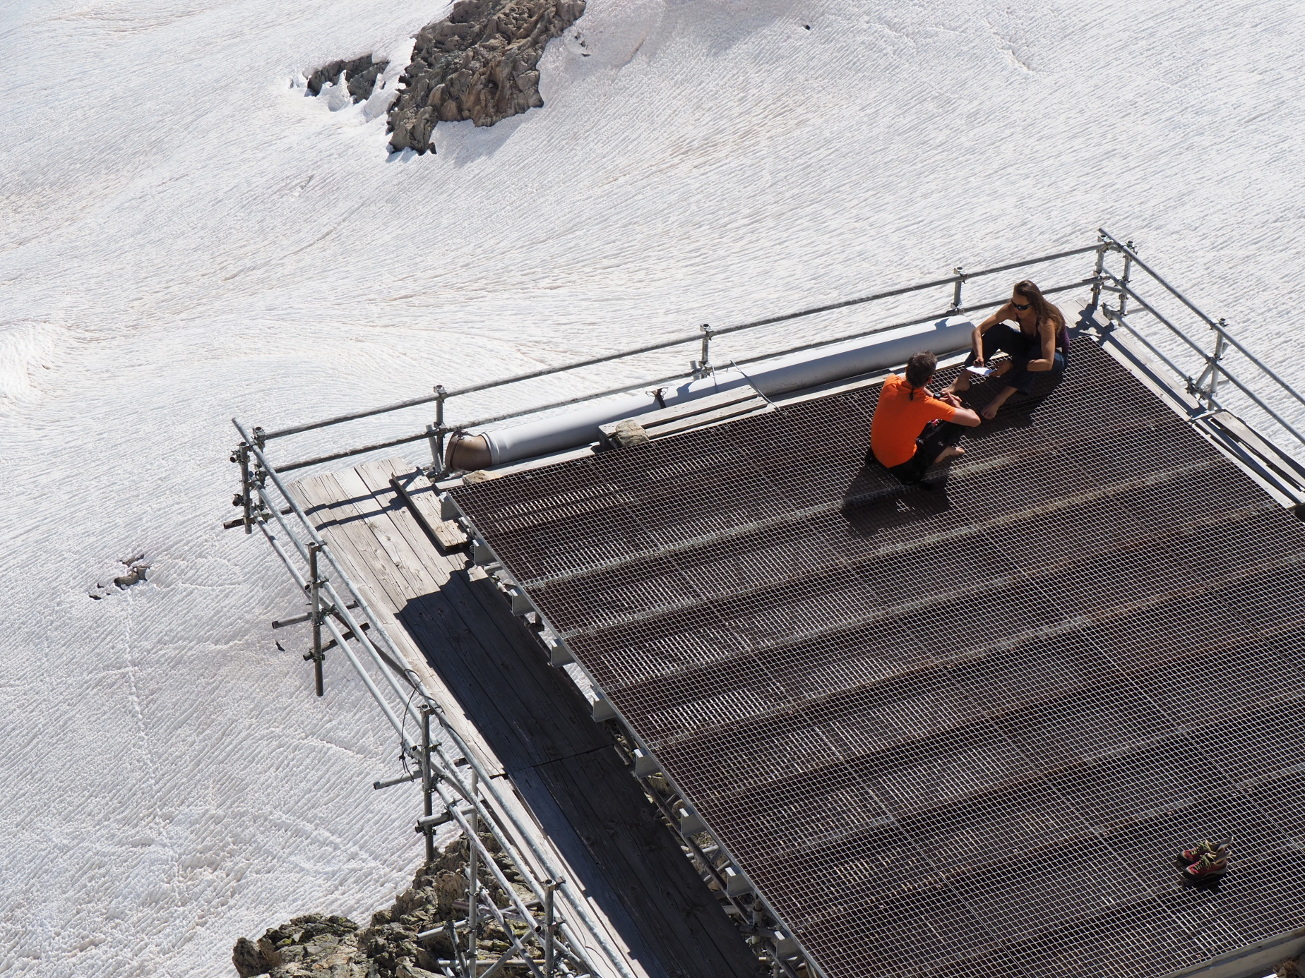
[233,915,363,978]
[307,55,390,103]
[113,564,148,589]
[388,0,586,153]
[90,553,150,599]
[233,840,514,978]
[231,936,273,977]
[602,419,651,450]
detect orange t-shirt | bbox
[869,374,958,468]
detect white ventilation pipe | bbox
[446,316,971,470]
[744,315,972,398]
[446,368,752,470]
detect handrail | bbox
[236,422,631,978]
[261,329,701,442]
[279,280,1096,476]
[255,252,1106,476]
[251,235,1302,486]
[265,239,1105,445]
[1097,228,1305,457]
[229,232,1305,977]
[1099,229,1221,329]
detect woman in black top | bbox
[944,279,1069,418]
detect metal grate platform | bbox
[451,341,1305,978]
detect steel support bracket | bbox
[696,323,714,377]
[234,443,254,534]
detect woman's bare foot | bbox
[981,387,1016,419]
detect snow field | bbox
[1,0,1303,974]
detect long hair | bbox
[1013,280,1065,331]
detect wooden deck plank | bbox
[623,387,763,429]
[348,463,612,772]
[289,460,759,978]
[353,461,467,581]
[440,575,759,977]
[538,752,762,978]
[289,469,656,976]
[387,464,468,552]
[645,396,770,439]
[287,471,505,777]
[309,469,543,775]
[332,466,450,593]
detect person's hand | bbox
[972,353,986,368]
[941,392,961,407]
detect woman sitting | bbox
[945,279,1069,418]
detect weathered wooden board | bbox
[287,459,758,978]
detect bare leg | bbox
[945,357,1012,397]
[981,385,1018,420]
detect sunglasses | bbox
[1011,299,1031,310]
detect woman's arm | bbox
[970,302,1013,365]
[1025,320,1058,372]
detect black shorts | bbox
[869,420,964,484]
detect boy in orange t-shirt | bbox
[869,352,981,483]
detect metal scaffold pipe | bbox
[230,232,1305,978]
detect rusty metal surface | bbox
[452,342,1305,978]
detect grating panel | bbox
[950,839,1148,945]
[451,341,1305,978]
[1003,899,1193,978]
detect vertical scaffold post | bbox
[1090,233,1108,308]
[420,705,435,865]
[543,878,561,977]
[1211,321,1228,402]
[697,323,714,377]
[308,542,325,697]
[1197,320,1229,408]
[431,385,448,473]
[236,444,254,534]
[467,770,479,966]
[951,267,964,313]
[1117,240,1136,320]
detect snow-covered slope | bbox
[1,0,1302,974]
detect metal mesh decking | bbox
[451,341,1305,978]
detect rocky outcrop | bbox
[232,839,533,978]
[89,553,150,600]
[232,916,360,978]
[388,0,586,154]
[307,55,389,103]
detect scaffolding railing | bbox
[232,417,630,978]
[226,229,1304,978]
[242,244,1103,480]
[1093,230,1305,503]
